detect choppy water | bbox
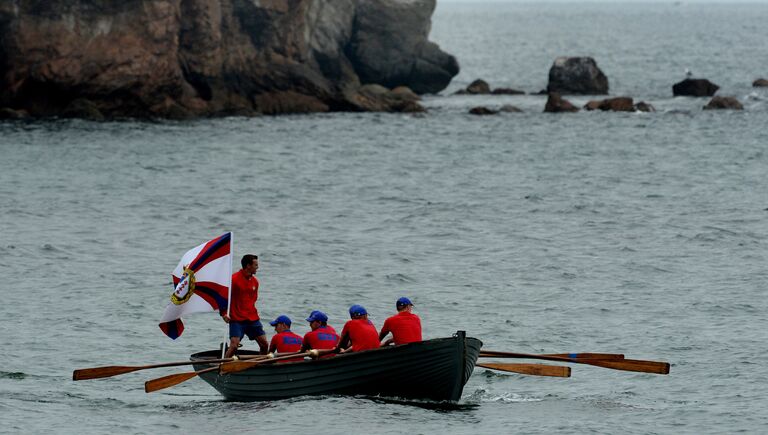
[1,3,768,434]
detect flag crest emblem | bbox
[158,232,233,339]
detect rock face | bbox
[672,79,719,97]
[547,57,608,95]
[0,0,457,118]
[753,78,768,87]
[544,93,579,113]
[703,96,743,110]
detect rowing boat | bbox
[190,331,482,402]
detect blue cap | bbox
[349,304,368,317]
[396,297,413,307]
[306,310,328,323]
[269,315,292,326]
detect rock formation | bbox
[753,78,768,87]
[0,0,457,119]
[547,57,608,95]
[703,96,743,110]
[672,78,719,97]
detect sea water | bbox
[1,3,767,434]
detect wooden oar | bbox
[73,354,266,381]
[479,350,670,375]
[477,362,571,377]
[144,365,220,393]
[144,351,309,393]
[219,351,314,374]
[480,352,625,361]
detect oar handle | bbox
[219,351,312,374]
[73,353,266,381]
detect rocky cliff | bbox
[0,0,458,119]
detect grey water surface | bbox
[1,3,768,434]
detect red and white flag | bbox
[159,232,232,339]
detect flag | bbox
[159,232,232,339]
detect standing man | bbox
[379,297,422,345]
[301,310,339,357]
[268,315,304,362]
[334,305,380,353]
[223,254,268,358]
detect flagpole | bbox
[222,231,233,358]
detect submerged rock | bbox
[547,57,609,95]
[544,93,579,113]
[0,0,456,119]
[672,78,719,97]
[703,96,743,110]
[753,78,768,87]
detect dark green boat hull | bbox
[191,331,482,402]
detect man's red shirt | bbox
[380,311,422,345]
[341,319,380,352]
[303,325,339,356]
[229,270,259,321]
[269,330,304,362]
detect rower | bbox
[301,310,339,358]
[334,305,379,353]
[379,297,422,346]
[268,315,304,362]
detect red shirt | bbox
[229,270,259,321]
[269,330,304,362]
[380,311,422,345]
[341,319,380,352]
[303,326,339,357]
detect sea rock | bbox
[634,101,656,112]
[469,106,498,115]
[753,78,768,87]
[544,93,579,113]
[492,88,525,95]
[391,86,421,101]
[703,96,743,110]
[347,84,425,113]
[0,0,456,119]
[547,57,609,95]
[455,79,491,95]
[672,78,719,97]
[583,97,635,112]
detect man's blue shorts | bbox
[229,320,266,340]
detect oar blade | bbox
[144,371,200,393]
[73,366,140,381]
[477,362,571,377]
[584,358,670,375]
